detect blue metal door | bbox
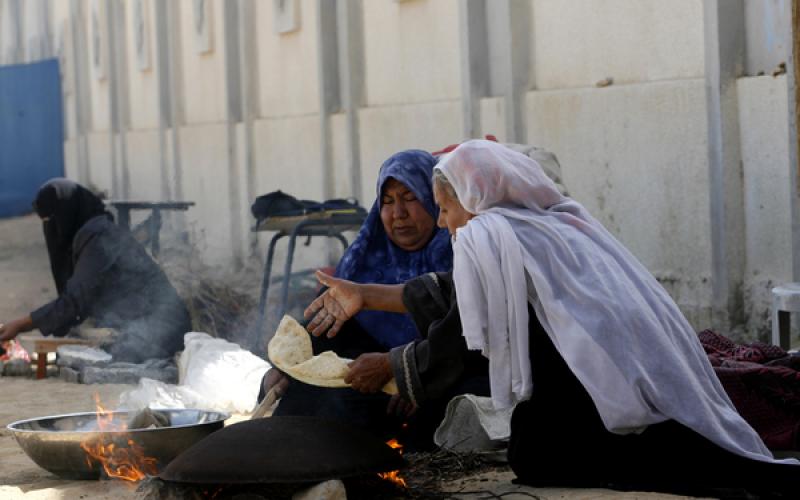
[0,59,64,218]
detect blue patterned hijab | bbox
[335,150,453,348]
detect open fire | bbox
[377,438,407,488]
[79,394,158,482]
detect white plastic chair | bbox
[771,283,800,350]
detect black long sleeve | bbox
[30,227,112,336]
[389,271,487,406]
[29,216,190,362]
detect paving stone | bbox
[142,365,178,384]
[81,365,143,385]
[56,345,112,370]
[80,360,178,385]
[141,359,179,383]
[2,360,31,377]
[59,366,82,383]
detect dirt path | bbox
[0,216,133,498]
[0,379,137,500]
[0,215,53,322]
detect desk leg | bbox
[117,208,131,229]
[151,209,163,258]
[333,234,349,251]
[257,234,283,334]
[778,310,792,351]
[36,352,47,379]
[279,230,301,321]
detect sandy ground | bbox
[0,378,139,499]
[0,214,701,499]
[0,215,136,499]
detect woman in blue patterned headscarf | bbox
[334,149,452,348]
[262,150,463,450]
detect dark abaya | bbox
[507,293,800,498]
[29,179,190,363]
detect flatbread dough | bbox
[291,351,350,381]
[269,315,314,368]
[268,315,398,395]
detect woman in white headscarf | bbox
[432,139,800,492]
[307,139,800,495]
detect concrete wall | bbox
[530,0,705,89]
[1,0,798,340]
[362,0,461,105]
[124,0,158,129]
[177,0,226,125]
[739,74,794,337]
[256,0,319,117]
[125,130,161,198]
[86,0,111,132]
[179,122,232,263]
[86,131,112,192]
[745,0,791,76]
[527,80,714,326]
[359,101,463,199]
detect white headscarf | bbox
[436,139,793,464]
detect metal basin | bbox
[7,409,228,480]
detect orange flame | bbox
[378,438,407,488]
[79,394,158,482]
[385,439,402,450]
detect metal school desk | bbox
[254,210,366,332]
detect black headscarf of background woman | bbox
[32,179,110,295]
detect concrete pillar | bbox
[703,0,746,330]
[69,0,91,185]
[114,0,130,198]
[167,0,183,202]
[488,0,529,143]
[40,0,52,59]
[789,0,800,281]
[239,0,260,256]
[336,0,364,203]
[316,0,339,202]
[459,0,528,143]
[105,0,118,197]
[458,0,489,140]
[106,0,130,199]
[154,0,171,201]
[224,0,244,268]
[8,0,24,64]
[25,0,53,62]
[316,0,341,265]
[154,0,183,202]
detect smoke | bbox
[83,222,190,364]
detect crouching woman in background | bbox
[0,179,191,363]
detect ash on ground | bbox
[137,449,507,500]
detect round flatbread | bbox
[286,352,352,389]
[268,315,398,395]
[268,315,313,369]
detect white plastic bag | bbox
[119,378,211,410]
[120,332,270,414]
[434,394,513,453]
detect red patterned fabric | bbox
[431,135,498,156]
[699,329,800,450]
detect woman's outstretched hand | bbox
[0,316,33,342]
[304,271,364,337]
